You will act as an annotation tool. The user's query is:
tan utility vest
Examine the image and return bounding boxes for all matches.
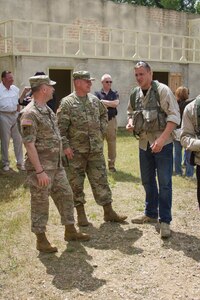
[130,80,166,135]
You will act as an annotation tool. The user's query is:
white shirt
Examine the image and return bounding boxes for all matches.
[0,82,19,112]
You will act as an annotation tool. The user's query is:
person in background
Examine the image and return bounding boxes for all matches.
[0,70,25,171]
[18,75,90,253]
[181,96,200,209]
[126,61,180,238]
[57,70,127,227]
[95,74,119,172]
[18,72,57,113]
[173,86,194,177]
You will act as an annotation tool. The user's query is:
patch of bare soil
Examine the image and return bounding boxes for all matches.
[1,178,200,300]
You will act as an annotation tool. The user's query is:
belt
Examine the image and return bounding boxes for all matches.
[0,111,17,114]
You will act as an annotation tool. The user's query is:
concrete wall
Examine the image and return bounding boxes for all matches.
[0,0,195,36]
[0,55,190,126]
[0,0,200,125]
[188,64,200,99]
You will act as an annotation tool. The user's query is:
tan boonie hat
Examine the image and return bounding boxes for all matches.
[73,70,95,81]
[29,75,56,88]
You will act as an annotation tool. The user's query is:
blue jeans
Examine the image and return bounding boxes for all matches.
[174,141,194,177]
[184,150,194,177]
[139,142,173,224]
[174,140,183,175]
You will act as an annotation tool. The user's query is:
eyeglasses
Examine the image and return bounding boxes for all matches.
[105,81,112,83]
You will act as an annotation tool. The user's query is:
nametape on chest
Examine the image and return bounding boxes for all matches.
[21,119,33,126]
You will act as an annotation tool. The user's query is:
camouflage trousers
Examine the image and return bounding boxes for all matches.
[66,151,112,207]
[27,168,74,233]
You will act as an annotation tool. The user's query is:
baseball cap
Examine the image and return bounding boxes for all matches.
[73,70,95,81]
[29,75,56,88]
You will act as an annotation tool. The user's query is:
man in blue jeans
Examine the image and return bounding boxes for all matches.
[126,61,180,238]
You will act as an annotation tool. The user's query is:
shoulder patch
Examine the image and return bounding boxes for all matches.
[21,119,33,126]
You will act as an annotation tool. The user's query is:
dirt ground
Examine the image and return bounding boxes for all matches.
[1,174,200,300]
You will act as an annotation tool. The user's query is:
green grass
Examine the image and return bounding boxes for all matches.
[0,128,197,275]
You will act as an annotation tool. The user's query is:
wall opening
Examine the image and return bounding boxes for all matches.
[168,73,182,94]
[153,72,183,94]
[49,69,72,110]
[153,72,169,85]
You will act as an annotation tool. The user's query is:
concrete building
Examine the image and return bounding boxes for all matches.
[0,0,200,125]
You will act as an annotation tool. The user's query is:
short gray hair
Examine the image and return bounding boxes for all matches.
[101,73,112,82]
[134,61,152,72]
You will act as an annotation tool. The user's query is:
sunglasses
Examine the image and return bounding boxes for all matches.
[105,81,112,83]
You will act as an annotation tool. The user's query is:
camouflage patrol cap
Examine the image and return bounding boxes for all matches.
[73,70,95,81]
[29,75,56,88]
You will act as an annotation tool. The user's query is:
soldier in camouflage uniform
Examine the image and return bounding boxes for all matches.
[18,75,90,253]
[57,71,127,226]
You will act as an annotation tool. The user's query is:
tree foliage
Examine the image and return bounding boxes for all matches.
[110,0,199,13]
[195,1,200,13]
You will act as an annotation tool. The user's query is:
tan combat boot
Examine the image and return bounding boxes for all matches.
[36,233,58,253]
[76,204,91,226]
[65,224,90,241]
[103,203,127,223]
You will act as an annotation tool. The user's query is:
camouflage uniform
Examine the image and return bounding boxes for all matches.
[18,101,74,233]
[57,92,113,206]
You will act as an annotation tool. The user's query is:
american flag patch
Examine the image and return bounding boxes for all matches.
[21,119,33,126]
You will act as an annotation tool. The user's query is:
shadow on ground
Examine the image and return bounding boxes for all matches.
[85,222,143,254]
[108,170,140,183]
[38,223,143,292]
[162,230,200,262]
[39,243,106,291]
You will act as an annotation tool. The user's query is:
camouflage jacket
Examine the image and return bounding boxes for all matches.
[18,101,63,170]
[57,92,108,153]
